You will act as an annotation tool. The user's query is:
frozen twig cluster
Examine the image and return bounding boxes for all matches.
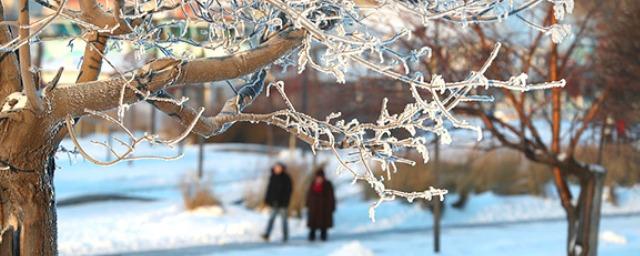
[254,0,566,217]
[3,0,569,219]
[64,108,196,166]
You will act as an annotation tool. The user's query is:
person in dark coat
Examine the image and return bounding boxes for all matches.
[262,162,293,242]
[306,168,336,241]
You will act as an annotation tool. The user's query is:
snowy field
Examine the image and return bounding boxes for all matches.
[54,137,640,255]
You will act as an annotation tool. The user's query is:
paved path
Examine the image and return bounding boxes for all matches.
[104,211,640,256]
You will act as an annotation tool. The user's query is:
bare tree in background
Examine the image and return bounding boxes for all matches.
[401,2,623,255]
[0,0,568,254]
[597,0,640,130]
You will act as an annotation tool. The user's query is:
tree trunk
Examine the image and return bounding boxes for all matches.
[562,164,605,256]
[0,157,57,256]
[0,108,59,255]
[546,8,605,255]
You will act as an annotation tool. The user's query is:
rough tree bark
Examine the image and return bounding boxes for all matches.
[0,112,59,255]
[0,1,305,253]
[1,2,57,254]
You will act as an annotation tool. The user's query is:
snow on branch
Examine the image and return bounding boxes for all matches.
[63,108,193,166]
[1,0,572,219]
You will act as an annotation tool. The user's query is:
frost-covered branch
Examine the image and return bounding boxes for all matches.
[47,28,305,119]
[18,0,43,111]
[0,0,572,218]
[64,110,187,166]
[148,42,555,218]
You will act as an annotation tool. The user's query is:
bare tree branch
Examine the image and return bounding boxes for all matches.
[567,87,610,156]
[0,2,21,99]
[149,69,267,136]
[1,0,574,230]
[47,28,305,119]
[18,0,43,111]
[64,111,185,166]
[458,105,559,167]
[32,0,153,36]
[76,32,108,83]
[77,0,137,35]
[558,2,600,75]
[502,89,549,151]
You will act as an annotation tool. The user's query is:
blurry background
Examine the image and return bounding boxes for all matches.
[4,0,639,255]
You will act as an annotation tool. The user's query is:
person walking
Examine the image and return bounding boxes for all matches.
[306,168,336,242]
[262,162,293,242]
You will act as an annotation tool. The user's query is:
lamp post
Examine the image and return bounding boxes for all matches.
[433,136,441,253]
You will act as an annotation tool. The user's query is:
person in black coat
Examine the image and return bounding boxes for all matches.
[306,168,336,241]
[262,162,293,242]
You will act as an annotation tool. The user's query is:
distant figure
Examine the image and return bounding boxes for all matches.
[615,118,627,142]
[306,168,336,242]
[262,162,293,242]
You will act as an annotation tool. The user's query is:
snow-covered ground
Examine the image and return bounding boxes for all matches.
[194,215,640,256]
[54,137,640,255]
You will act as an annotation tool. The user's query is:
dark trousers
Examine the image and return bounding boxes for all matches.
[309,228,327,241]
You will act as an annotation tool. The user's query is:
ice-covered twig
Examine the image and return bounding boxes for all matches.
[17,0,569,219]
[64,110,186,167]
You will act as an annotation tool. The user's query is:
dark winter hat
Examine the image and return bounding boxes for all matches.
[315,168,325,177]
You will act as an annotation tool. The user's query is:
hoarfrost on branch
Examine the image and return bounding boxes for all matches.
[1,0,570,219]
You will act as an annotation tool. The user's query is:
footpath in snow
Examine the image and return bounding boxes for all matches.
[54,139,640,255]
